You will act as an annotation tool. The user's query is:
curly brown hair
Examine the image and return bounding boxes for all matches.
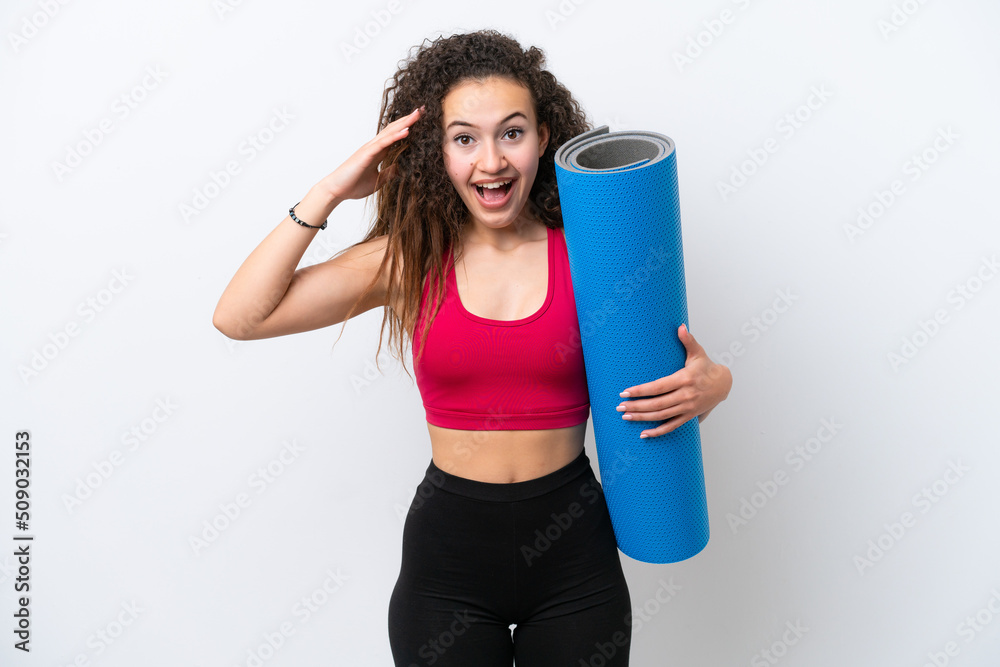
[329,28,591,381]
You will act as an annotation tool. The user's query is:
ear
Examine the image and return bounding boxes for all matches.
[538,121,550,154]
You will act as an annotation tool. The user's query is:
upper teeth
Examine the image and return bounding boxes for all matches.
[478,179,511,189]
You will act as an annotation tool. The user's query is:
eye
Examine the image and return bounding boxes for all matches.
[453,127,524,146]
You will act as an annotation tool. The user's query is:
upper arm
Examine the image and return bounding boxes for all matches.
[235,234,397,340]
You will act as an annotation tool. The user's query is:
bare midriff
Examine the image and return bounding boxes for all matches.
[399,226,586,484]
[427,421,587,483]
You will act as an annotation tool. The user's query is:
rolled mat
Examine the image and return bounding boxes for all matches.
[554,126,709,564]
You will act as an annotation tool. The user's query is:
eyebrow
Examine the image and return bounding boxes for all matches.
[445,111,528,131]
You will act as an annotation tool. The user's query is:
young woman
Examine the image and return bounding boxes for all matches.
[213,29,731,667]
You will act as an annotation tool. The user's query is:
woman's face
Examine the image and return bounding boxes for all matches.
[440,76,549,231]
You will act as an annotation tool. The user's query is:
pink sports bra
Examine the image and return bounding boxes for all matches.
[412,226,590,430]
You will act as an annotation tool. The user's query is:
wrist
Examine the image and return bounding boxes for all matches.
[311,182,344,208]
[712,363,732,400]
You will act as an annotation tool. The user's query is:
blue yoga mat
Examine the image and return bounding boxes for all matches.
[554,126,709,564]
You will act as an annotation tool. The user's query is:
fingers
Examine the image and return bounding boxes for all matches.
[355,106,424,194]
[380,106,424,138]
[366,106,424,158]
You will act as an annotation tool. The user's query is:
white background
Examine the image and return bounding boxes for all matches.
[2,0,999,665]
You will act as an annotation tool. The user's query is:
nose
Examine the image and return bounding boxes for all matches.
[477,138,507,174]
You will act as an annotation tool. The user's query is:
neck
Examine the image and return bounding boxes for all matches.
[461,216,546,252]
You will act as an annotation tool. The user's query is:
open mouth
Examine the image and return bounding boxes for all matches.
[474,178,516,206]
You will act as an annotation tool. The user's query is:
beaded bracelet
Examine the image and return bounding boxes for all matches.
[289,201,327,230]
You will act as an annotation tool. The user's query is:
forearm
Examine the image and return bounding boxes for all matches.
[213,185,342,339]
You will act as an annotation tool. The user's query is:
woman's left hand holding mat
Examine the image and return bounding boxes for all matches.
[615,324,733,438]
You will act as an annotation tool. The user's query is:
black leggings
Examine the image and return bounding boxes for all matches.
[388,448,632,666]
